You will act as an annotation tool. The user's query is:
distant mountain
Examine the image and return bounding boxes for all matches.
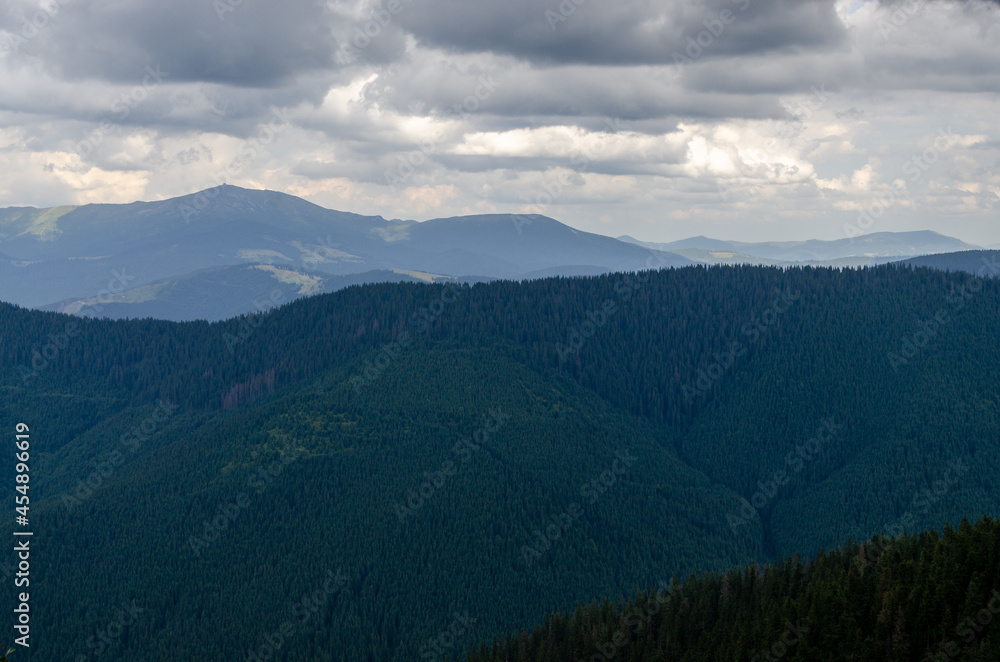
[4,185,982,324]
[515,265,612,279]
[38,266,467,322]
[896,250,1000,277]
[0,188,397,309]
[620,231,978,264]
[0,185,688,320]
[659,247,791,267]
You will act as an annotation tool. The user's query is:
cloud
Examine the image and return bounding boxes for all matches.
[2,0,341,86]
[0,0,998,245]
[394,0,847,65]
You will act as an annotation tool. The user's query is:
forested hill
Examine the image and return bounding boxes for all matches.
[467,516,1000,662]
[1,263,999,660]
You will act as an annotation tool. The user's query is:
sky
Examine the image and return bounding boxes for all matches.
[0,0,997,244]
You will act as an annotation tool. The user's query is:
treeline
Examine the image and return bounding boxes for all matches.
[468,516,1000,662]
[4,263,996,425]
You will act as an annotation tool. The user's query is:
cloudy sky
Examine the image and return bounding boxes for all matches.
[1,0,997,244]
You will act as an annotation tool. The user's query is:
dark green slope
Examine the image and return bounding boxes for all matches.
[897,249,1000,277]
[664,268,1000,558]
[468,516,1000,662]
[28,347,756,661]
[1,264,999,660]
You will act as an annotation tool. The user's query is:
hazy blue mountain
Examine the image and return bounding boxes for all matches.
[0,186,687,319]
[661,247,792,267]
[515,265,612,279]
[36,266,466,322]
[621,231,978,263]
[0,187,396,308]
[896,249,1000,277]
[401,214,676,276]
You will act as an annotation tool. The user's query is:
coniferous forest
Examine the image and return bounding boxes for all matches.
[469,516,1000,662]
[1,263,999,660]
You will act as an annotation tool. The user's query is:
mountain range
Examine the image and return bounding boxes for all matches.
[0,185,993,321]
[620,231,980,266]
[3,263,999,660]
[0,185,686,321]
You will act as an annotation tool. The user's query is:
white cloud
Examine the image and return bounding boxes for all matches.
[0,0,998,244]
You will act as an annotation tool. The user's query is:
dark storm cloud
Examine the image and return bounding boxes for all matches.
[361,62,786,122]
[394,0,847,65]
[1,0,997,248]
[4,0,340,86]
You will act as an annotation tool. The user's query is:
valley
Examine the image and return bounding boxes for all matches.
[2,263,998,660]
